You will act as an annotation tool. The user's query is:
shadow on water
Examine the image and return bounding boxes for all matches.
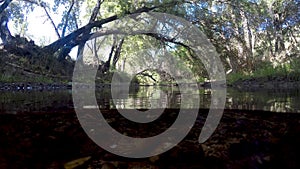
[0,90,73,114]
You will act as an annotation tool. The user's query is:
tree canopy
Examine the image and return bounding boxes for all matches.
[0,0,299,82]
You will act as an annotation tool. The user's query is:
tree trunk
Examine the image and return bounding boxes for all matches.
[61,0,75,38]
[0,0,12,14]
[241,10,254,70]
[274,12,285,54]
[76,0,103,63]
[112,38,124,69]
[104,37,117,72]
[0,11,13,45]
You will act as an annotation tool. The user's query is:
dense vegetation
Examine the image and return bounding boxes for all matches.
[0,0,299,84]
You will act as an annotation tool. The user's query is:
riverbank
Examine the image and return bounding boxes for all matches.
[0,82,71,91]
[0,109,299,169]
[227,63,300,90]
[2,49,300,92]
[230,75,300,90]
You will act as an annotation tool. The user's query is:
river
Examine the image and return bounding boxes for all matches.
[1,85,300,113]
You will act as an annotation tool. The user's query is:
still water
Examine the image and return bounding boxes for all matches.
[1,85,300,113]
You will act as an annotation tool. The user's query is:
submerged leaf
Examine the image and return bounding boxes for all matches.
[64,156,91,169]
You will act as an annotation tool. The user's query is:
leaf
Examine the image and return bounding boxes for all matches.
[64,156,91,169]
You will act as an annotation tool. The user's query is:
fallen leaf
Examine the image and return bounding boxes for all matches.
[64,156,91,169]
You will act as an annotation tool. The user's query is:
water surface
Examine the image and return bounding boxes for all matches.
[1,85,300,113]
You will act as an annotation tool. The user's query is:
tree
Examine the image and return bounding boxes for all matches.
[0,0,299,79]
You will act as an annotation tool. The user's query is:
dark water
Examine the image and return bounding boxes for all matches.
[1,85,300,113]
[1,86,300,168]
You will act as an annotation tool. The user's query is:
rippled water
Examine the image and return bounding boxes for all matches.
[1,85,300,113]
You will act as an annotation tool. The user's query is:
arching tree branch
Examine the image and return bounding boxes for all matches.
[0,0,12,14]
[44,5,157,59]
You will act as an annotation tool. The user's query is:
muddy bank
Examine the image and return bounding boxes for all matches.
[0,82,139,91]
[0,109,299,169]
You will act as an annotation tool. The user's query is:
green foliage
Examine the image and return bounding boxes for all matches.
[136,70,160,85]
[0,74,55,83]
[227,57,300,84]
[253,63,287,78]
[100,0,141,17]
[227,72,249,84]
[1,0,299,84]
[0,74,18,83]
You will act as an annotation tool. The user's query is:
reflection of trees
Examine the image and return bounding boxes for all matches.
[226,88,300,112]
[96,86,300,111]
[125,85,182,109]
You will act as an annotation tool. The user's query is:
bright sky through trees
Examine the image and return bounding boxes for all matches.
[1,0,299,72]
[7,7,59,45]
[6,1,86,59]
[8,7,78,59]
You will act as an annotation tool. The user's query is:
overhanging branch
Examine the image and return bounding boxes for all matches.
[43,6,158,54]
[0,0,12,14]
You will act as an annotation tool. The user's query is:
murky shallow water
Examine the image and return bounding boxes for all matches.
[1,85,300,113]
[0,109,299,168]
[1,86,300,168]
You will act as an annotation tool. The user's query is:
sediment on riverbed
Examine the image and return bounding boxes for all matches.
[0,109,299,169]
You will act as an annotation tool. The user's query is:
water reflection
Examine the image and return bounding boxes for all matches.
[1,86,300,113]
[96,85,201,109]
[0,90,73,114]
[226,88,300,113]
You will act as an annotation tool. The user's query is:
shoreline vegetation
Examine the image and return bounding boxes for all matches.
[0,51,300,91]
[2,38,300,92]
